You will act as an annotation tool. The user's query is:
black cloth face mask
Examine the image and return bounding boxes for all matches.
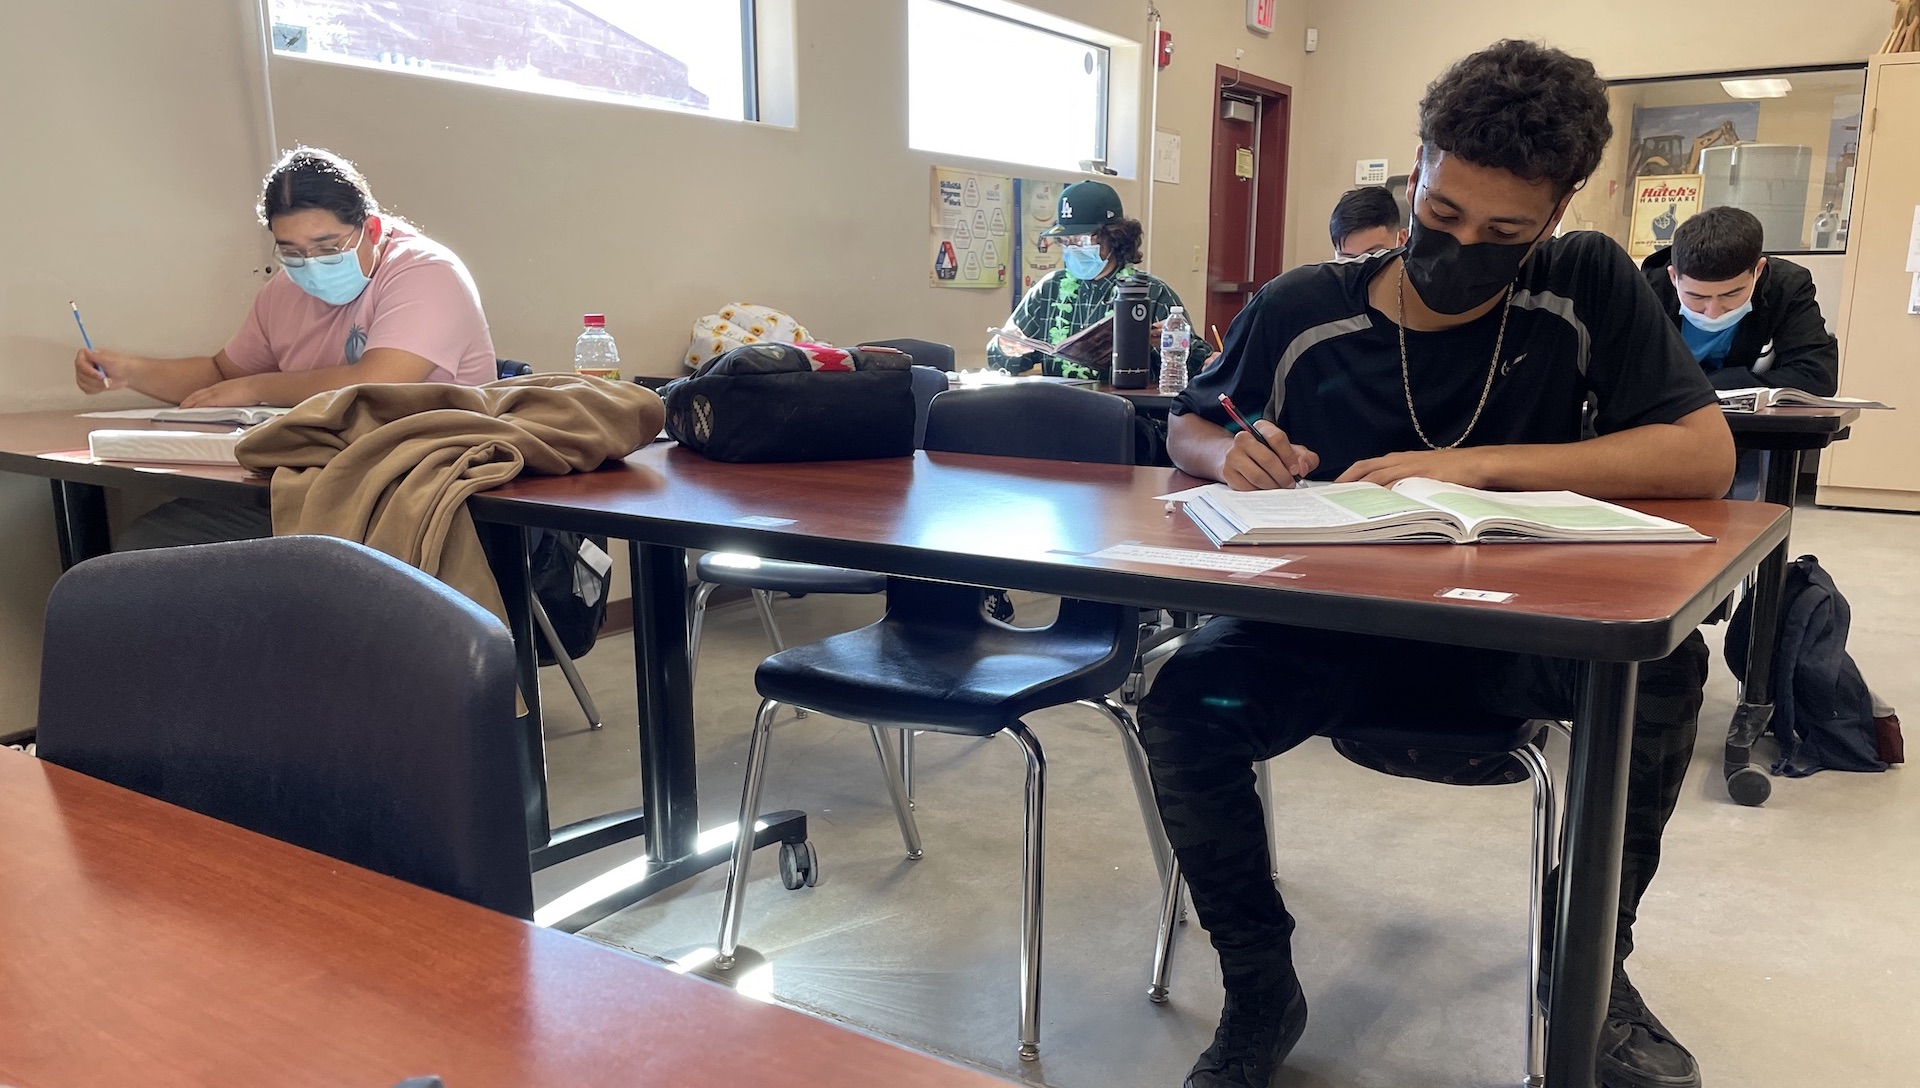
[1401,215,1549,315]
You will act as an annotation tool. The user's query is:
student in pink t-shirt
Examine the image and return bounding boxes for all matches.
[74,147,495,407]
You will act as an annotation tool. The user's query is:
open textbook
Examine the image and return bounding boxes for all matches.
[1179,478,1708,545]
[1716,387,1891,412]
[990,315,1114,370]
[81,406,292,427]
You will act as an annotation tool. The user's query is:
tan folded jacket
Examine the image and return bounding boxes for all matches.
[235,374,665,620]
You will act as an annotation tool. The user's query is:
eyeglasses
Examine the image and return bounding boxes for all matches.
[276,225,364,267]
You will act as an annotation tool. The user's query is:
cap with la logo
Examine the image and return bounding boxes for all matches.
[1041,180,1123,237]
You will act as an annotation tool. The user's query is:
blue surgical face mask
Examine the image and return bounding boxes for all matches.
[1062,243,1107,280]
[282,227,373,305]
[1679,297,1752,333]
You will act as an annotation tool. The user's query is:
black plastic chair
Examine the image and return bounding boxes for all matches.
[714,382,1164,1062]
[860,337,955,372]
[687,364,952,683]
[1147,718,1566,1086]
[35,536,534,918]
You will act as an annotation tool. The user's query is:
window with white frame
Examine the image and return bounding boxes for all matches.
[907,0,1110,172]
[267,0,757,120]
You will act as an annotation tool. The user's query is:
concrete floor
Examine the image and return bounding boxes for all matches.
[533,503,1918,1088]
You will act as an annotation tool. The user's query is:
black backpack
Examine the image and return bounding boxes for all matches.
[529,529,612,666]
[1725,555,1885,776]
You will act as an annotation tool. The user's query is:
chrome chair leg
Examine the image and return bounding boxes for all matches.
[901,728,916,808]
[1254,759,1279,883]
[1081,696,1172,884]
[687,581,719,688]
[869,725,924,860]
[751,591,805,718]
[1517,740,1556,1088]
[532,597,602,729]
[1007,721,1047,1062]
[1148,854,1183,1003]
[752,589,787,650]
[716,699,782,968]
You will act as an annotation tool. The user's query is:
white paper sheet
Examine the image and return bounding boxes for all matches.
[1083,543,1292,574]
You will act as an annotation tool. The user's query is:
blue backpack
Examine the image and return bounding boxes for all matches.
[1725,555,1885,776]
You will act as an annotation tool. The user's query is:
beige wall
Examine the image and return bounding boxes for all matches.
[269,0,1308,376]
[1292,0,1889,263]
[0,0,273,725]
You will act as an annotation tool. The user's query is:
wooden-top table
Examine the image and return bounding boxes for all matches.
[0,748,1008,1088]
[0,412,1792,1087]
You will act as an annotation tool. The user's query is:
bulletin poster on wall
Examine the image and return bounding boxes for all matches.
[1628,174,1704,260]
[929,167,1012,289]
[1013,177,1063,309]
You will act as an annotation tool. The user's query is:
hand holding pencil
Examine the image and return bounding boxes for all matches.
[1217,393,1317,491]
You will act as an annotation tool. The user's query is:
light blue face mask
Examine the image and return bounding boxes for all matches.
[1062,243,1107,280]
[1678,297,1752,333]
[282,226,372,305]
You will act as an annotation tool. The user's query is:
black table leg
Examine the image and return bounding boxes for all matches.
[633,542,700,862]
[479,521,551,851]
[49,480,111,569]
[1546,659,1637,1088]
[536,541,805,933]
[1724,450,1802,807]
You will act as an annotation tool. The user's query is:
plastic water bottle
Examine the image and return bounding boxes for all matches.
[574,313,621,381]
[1158,306,1192,395]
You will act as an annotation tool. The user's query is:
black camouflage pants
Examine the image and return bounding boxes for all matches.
[1137,618,1709,995]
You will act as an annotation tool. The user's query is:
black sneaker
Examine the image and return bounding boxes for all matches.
[1183,980,1309,1088]
[1597,967,1700,1088]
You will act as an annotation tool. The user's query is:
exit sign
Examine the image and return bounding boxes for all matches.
[1247,0,1276,35]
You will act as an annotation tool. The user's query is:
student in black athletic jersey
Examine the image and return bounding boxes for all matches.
[1145,40,1733,1088]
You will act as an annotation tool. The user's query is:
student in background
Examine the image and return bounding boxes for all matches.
[1148,41,1729,1088]
[84,147,495,549]
[74,146,494,409]
[1641,205,1839,395]
[1328,185,1408,258]
[987,180,1210,381]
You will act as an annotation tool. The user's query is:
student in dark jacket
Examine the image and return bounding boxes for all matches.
[1641,206,1839,395]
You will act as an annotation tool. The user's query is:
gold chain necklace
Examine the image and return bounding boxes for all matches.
[1396,264,1511,450]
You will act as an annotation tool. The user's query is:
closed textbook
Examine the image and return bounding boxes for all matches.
[87,428,244,465]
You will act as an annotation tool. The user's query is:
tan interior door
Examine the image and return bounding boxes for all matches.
[1823,58,1920,498]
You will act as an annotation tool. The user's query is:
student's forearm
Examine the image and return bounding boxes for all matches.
[1471,419,1734,498]
[125,357,226,404]
[1168,411,1238,480]
[1336,405,1735,498]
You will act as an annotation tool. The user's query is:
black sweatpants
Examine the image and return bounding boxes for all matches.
[1137,618,1709,995]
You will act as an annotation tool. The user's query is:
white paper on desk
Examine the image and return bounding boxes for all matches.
[1155,481,1328,502]
[1907,206,1920,273]
[1084,542,1293,574]
[80,408,173,419]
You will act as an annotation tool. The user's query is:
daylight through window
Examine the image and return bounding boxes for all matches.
[907,0,1110,173]
[268,0,756,121]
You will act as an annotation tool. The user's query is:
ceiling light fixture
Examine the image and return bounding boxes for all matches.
[1721,78,1793,99]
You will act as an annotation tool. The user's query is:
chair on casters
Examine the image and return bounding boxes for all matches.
[714,382,1172,1061]
[687,364,952,687]
[495,358,604,731]
[35,536,534,918]
[1147,719,1565,1088]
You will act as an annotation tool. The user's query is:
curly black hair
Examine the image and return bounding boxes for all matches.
[1417,40,1612,195]
[1095,217,1145,267]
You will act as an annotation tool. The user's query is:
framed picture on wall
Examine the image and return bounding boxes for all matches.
[1628,174,1704,259]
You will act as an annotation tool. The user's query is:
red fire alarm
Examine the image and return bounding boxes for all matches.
[1156,30,1174,70]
